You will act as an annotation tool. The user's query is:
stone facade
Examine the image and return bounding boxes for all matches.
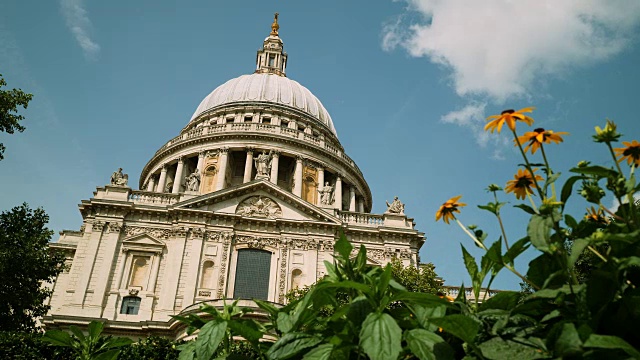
[44,15,425,339]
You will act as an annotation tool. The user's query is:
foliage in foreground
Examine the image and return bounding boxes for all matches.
[0,203,66,332]
[42,321,133,360]
[174,110,640,359]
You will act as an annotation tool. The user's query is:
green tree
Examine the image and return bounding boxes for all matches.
[0,203,66,331]
[0,73,33,160]
[43,321,133,360]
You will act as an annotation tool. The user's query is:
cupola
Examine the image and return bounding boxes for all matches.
[255,13,287,76]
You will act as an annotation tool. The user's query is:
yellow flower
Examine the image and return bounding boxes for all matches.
[435,195,466,224]
[585,206,608,224]
[505,168,543,200]
[516,128,569,154]
[485,107,535,133]
[593,119,621,143]
[614,140,640,166]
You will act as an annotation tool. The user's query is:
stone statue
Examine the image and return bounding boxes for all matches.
[386,196,405,214]
[236,195,282,219]
[254,151,272,179]
[185,169,201,192]
[110,168,129,186]
[320,182,334,205]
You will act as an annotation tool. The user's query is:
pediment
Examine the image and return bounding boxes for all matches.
[173,179,341,224]
[121,233,165,252]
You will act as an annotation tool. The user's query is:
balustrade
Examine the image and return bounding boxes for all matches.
[338,211,384,227]
[128,191,180,205]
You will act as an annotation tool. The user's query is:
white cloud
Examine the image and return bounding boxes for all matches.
[383,0,640,102]
[60,0,100,58]
[440,102,490,146]
[609,193,640,213]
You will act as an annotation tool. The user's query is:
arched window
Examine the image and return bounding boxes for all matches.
[291,269,303,290]
[120,296,141,315]
[200,261,215,289]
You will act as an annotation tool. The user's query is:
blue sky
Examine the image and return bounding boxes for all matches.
[1,0,639,290]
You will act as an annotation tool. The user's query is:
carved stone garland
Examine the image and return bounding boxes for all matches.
[123,225,171,239]
[278,243,289,303]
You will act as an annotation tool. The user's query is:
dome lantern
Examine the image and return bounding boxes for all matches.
[255,13,287,77]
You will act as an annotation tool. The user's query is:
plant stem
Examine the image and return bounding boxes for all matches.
[455,219,487,250]
[606,142,638,227]
[540,145,557,199]
[492,192,510,251]
[587,245,608,263]
[599,202,624,221]
[527,193,539,213]
[512,128,545,199]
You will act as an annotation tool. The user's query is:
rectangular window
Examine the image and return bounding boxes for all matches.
[120,296,141,315]
[268,55,275,67]
[226,117,235,123]
[262,117,271,124]
[244,116,253,123]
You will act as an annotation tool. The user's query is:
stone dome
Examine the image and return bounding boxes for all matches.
[190,73,337,136]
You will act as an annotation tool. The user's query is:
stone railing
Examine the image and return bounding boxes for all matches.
[153,123,365,179]
[443,285,501,302]
[128,190,180,205]
[338,211,384,227]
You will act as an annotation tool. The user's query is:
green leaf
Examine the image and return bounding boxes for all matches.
[93,349,121,360]
[267,333,323,360]
[478,291,520,311]
[461,244,478,281]
[429,315,480,344]
[514,204,537,215]
[228,320,263,343]
[334,233,353,260]
[584,334,640,359]
[42,330,73,347]
[391,292,451,307]
[277,312,294,333]
[323,261,338,280]
[103,337,133,349]
[359,312,402,360]
[478,337,547,359]
[553,323,583,357]
[407,303,446,331]
[568,238,590,268]
[564,214,578,229]
[405,329,454,360]
[302,344,334,360]
[355,245,367,270]
[68,325,86,342]
[503,237,530,265]
[195,320,227,360]
[544,172,561,192]
[254,298,280,317]
[561,176,584,207]
[570,165,618,179]
[87,320,104,340]
[177,341,196,360]
[527,215,553,253]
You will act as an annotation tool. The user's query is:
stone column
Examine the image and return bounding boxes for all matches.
[335,175,343,210]
[147,251,162,293]
[157,165,168,193]
[316,167,325,206]
[215,148,229,191]
[155,228,188,320]
[358,198,365,213]
[70,221,105,306]
[172,158,185,194]
[270,151,280,184]
[243,147,254,183]
[293,156,303,197]
[147,175,156,192]
[90,223,122,310]
[349,186,356,212]
[196,151,205,172]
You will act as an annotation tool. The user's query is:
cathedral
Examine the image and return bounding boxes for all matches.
[44,14,426,338]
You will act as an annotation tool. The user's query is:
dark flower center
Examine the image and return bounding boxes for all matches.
[501,109,515,115]
[534,128,545,133]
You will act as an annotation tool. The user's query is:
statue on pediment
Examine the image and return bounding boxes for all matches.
[254,151,272,179]
[320,182,334,205]
[185,169,201,192]
[385,196,405,214]
[110,168,128,186]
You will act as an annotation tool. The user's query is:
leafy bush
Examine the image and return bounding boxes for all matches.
[0,331,73,360]
[118,336,181,360]
[175,108,640,359]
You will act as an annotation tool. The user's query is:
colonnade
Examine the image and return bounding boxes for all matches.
[145,148,365,212]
